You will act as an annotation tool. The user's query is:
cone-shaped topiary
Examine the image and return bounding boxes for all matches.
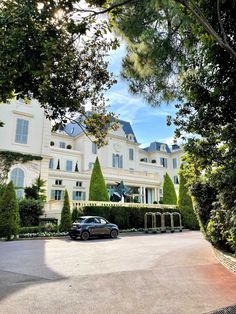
[0,181,20,240]
[178,165,199,229]
[71,207,79,222]
[59,189,72,232]
[89,157,109,201]
[162,173,177,205]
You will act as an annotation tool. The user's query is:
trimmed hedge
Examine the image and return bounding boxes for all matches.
[20,225,58,234]
[83,206,179,230]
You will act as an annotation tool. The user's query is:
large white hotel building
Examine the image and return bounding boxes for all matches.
[0,99,183,219]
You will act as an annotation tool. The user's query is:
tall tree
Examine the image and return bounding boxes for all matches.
[89,157,109,201]
[162,173,177,205]
[59,189,72,232]
[0,181,20,240]
[178,165,198,229]
[0,0,118,146]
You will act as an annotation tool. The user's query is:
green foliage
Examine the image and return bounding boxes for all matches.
[178,165,199,229]
[71,207,83,222]
[0,0,119,146]
[83,205,179,230]
[89,157,109,201]
[25,176,47,202]
[20,224,58,234]
[18,199,44,227]
[59,190,72,232]
[162,173,177,205]
[0,151,42,183]
[0,181,20,239]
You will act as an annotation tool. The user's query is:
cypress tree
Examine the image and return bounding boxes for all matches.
[178,165,199,229]
[89,157,109,201]
[71,207,79,222]
[0,181,20,240]
[162,173,177,205]
[59,189,72,232]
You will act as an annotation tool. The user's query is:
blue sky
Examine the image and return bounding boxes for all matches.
[106,44,178,148]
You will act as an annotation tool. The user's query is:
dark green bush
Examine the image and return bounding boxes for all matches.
[178,165,199,230]
[19,199,44,226]
[83,206,179,230]
[0,181,20,239]
[59,189,72,232]
[191,182,217,232]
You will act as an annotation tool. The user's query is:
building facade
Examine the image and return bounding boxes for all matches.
[0,99,183,219]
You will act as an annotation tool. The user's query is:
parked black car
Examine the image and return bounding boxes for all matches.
[69,216,119,240]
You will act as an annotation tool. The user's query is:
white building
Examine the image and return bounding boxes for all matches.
[0,99,183,219]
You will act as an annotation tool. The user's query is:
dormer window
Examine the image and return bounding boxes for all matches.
[160,144,166,152]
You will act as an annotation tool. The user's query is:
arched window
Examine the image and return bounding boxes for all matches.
[10,168,25,198]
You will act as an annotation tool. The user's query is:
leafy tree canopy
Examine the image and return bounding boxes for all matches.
[0,0,119,146]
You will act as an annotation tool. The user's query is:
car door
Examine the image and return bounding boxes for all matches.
[85,218,96,235]
[94,217,110,235]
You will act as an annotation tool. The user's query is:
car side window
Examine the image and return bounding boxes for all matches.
[100,218,107,224]
[86,218,95,223]
[94,218,101,223]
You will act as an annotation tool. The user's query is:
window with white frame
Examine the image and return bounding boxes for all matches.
[92,142,97,154]
[51,190,63,200]
[174,176,179,184]
[59,142,66,148]
[129,148,134,160]
[10,168,25,198]
[55,179,62,185]
[15,118,29,144]
[49,158,54,169]
[76,181,82,187]
[112,154,123,168]
[66,160,73,172]
[72,191,86,200]
[160,157,168,168]
[173,158,177,169]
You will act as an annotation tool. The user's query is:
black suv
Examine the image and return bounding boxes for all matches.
[69,216,119,240]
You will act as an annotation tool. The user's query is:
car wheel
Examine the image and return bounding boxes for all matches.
[70,235,78,240]
[110,229,118,239]
[81,231,90,241]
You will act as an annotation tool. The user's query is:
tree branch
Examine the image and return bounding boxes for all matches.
[217,0,228,43]
[176,0,236,60]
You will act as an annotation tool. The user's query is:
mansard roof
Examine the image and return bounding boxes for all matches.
[63,116,137,142]
[143,141,171,153]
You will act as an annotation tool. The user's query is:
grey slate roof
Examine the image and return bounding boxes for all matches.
[63,117,137,143]
[143,142,171,153]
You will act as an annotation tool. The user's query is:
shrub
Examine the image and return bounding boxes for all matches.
[83,205,179,230]
[162,173,177,205]
[50,141,54,146]
[191,182,217,233]
[71,207,82,222]
[89,157,109,201]
[0,181,20,240]
[59,189,72,232]
[19,199,44,226]
[178,166,199,229]
[66,144,72,149]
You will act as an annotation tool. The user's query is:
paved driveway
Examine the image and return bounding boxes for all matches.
[0,231,235,314]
